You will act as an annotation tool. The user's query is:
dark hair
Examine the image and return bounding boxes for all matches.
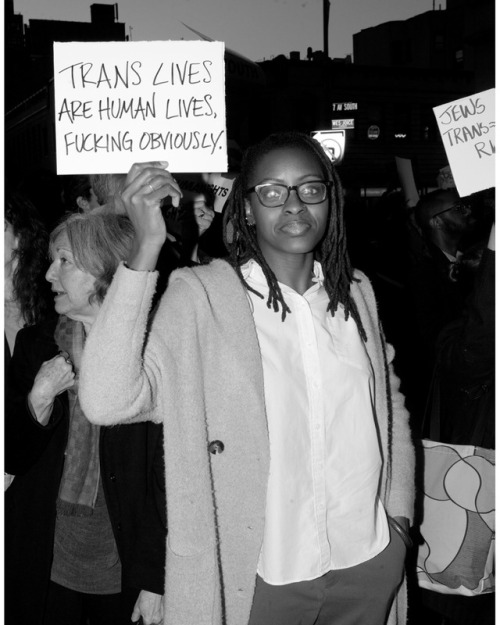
[49,212,135,305]
[5,191,53,325]
[222,131,366,339]
[61,175,95,212]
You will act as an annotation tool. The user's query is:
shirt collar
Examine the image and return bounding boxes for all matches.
[241,259,325,290]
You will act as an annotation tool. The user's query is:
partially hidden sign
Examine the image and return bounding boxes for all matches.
[53,40,227,174]
[433,89,495,197]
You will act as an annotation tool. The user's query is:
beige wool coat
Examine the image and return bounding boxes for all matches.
[80,259,415,625]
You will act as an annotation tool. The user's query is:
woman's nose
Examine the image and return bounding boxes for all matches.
[284,189,305,213]
[45,261,56,282]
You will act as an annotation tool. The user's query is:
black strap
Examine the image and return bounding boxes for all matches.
[421,362,442,441]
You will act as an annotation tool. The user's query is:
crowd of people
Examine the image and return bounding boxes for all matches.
[4,128,494,625]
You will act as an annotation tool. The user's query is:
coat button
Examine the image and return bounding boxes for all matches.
[109,473,116,481]
[208,440,225,454]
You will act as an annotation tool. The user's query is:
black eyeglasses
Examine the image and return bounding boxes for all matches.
[246,180,332,208]
[433,201,471,218]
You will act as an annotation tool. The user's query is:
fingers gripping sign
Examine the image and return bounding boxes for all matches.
[193,196,215,237]
[28,353,76,425]
[119,161,183,271]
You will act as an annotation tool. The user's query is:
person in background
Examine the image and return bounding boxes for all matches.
[413,220,495,625]
[4,191,55,490]
[410,189,475,347]
[61,175,102,213]
[403,189,478,425]
[80,131,415,625]
[5,212,166,625]
[90,173,127,211]
[4,191,54,361]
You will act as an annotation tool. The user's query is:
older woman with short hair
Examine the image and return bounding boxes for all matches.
[5,212,166,625]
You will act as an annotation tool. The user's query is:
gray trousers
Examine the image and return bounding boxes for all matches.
[247,524,406,625]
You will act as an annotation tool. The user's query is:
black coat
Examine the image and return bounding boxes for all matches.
[431,249,495,448]
[5,317,166,624]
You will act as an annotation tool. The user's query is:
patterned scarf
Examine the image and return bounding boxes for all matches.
[55,315,100,516]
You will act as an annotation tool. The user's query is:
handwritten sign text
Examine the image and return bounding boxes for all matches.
[54,41,227,174]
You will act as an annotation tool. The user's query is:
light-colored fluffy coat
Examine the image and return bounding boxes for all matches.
[80,260,415,625]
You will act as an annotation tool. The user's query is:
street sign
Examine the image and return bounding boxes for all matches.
[331,118,355,130]
[311,129,346,164]
[332,102,358,112]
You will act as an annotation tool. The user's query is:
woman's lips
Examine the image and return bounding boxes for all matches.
[280,220,312,235]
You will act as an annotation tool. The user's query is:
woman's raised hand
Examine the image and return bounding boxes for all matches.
[118,162,183,271]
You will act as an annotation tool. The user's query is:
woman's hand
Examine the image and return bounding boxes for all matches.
[28,352,75,425]
[117,161,183,271]
[131,590,163,625]
[193,195,215,238]
[189,195,216,263]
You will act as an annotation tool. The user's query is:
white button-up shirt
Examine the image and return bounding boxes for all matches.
[242,260,389,585]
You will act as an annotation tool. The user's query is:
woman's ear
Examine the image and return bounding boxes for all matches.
[244,200,256,226]
[76,196,90,212]
[430,215,443,230]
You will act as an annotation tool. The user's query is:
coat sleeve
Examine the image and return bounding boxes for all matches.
[383,338,415,524]
[5,327,67,475]
[79,263,162,425]
[352,271,415,525]
[80,262,204,427]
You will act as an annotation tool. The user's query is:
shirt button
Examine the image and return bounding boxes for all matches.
[109,473,116,481]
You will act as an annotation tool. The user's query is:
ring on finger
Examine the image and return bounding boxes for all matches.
[148,183,156,193]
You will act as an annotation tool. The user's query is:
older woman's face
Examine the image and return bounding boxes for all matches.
[45,232,101,326]
[4,221,18,270]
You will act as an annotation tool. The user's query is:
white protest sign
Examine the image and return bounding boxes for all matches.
[53,40,227,174]
[173,171,235,213]
[203,172,236,213]
[433,89,495,197]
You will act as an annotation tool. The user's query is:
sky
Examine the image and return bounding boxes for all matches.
[12,0,445,62]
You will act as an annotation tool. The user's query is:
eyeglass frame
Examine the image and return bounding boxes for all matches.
[432,200,472,218]
[246,180,333,208]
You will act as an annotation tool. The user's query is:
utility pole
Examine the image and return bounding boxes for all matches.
[323,0,330,57]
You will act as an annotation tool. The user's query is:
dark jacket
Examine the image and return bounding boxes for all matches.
[430,248,495,448]
[5,317,166,624]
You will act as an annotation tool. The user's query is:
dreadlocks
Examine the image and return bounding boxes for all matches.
[222,131,367,341]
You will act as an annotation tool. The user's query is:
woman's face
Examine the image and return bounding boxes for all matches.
[245,146,330,265]
[45,232,101,326]
[4,220,18,272]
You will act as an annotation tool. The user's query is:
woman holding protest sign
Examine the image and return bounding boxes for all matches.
[80,131,415,625]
